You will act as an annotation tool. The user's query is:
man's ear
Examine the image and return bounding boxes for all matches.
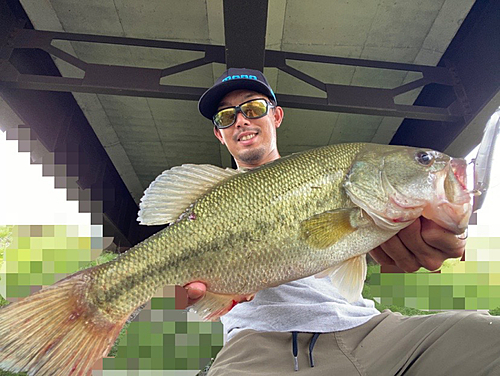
[213,127,225,144]
[273,106,284,129]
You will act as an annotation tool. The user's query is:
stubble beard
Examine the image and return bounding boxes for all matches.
[238,146,266,165]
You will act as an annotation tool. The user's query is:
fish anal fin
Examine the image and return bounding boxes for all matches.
[315,254,367,303]
[0,273,133,376]
[190,291,254,321]
[301,208,359,249]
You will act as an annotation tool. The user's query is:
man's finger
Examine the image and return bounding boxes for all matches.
[397,219,446,271]
[419,218,466,256]
[369,246,396,266]
[379,233,421,272]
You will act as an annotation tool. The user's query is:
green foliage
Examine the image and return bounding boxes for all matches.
[489,306,500,316]
[0,226,12,244]
[0,226,12,309]
[0,225,12,264]
[364,263,437,316]
[78,249,119,271]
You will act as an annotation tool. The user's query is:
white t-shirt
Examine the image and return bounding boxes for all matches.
[221,276,380,342]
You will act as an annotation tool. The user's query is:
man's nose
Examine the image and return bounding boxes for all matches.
[234,111,249,128]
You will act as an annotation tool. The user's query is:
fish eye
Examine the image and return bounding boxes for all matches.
[415,151,434,166]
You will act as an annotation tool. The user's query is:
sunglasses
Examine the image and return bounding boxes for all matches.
[213,98,275,129]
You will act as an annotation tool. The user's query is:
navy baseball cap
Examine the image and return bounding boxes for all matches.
[198,68,277,120]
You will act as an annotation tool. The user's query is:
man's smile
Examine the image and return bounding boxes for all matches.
[237,131,258,143]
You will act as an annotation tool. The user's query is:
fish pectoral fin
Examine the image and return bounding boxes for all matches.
[300,208,360,249]
[190,291,254,321]
[138,164,241,225]
[315,254,367,303]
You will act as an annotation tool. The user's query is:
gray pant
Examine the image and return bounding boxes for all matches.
[207,310,500,375]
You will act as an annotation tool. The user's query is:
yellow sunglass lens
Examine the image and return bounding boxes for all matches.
[214,109,236,127]
[241,101,267,117]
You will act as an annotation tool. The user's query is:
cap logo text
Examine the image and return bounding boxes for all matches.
[222,75,258,82]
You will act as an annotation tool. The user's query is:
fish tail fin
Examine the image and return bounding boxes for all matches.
[0,271,132,376]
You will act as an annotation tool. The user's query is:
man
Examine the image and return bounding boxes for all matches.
[183,68,499,375]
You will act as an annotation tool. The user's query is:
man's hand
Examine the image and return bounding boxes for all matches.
[369,217,467,272]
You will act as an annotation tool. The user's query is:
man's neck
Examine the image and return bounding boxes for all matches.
[235,151,281,170]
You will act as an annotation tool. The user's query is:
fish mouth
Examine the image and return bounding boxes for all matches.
[422,158,472,234]
[450,158,467,190]
[445,158,470,204]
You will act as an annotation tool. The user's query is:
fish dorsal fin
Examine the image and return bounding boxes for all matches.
[138,164,240,225]
[300,208,360,249]
[315,254,367,303]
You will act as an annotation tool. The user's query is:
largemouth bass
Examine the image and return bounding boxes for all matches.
[0,143,471,375]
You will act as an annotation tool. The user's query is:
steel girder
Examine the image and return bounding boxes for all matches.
[0,28,465,123]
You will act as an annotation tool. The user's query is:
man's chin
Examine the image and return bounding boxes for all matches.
[238,147,266,165]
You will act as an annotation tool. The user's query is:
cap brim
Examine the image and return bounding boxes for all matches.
[198,80,276,120]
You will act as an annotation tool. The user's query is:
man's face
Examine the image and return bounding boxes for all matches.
[213,89,283,169]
